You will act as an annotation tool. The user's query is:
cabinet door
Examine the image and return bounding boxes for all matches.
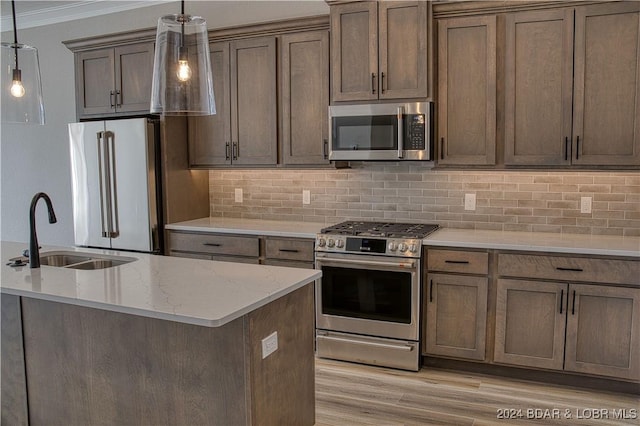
[437,16,496,165]
[114,43,154,114]
[424,274,488,360]
[494,279,567,370]
[75,48,115,117]
[572,2,640,166]
[188,42,232,166]
[378,1,429,100]
[280,31,330,165]
[330,2,378,102]
[230,37,277,166]
[504,9,574,166]
[565,284,640,381]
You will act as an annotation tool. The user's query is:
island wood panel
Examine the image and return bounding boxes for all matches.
[0,294,28,426]
[19,284,315,425]
[565,284,640,381]
[246,284,315,426]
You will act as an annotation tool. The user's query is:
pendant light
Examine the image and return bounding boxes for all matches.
[1,0,45,125]
[150,0,216,115]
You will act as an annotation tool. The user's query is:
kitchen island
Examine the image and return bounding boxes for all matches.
[1,241,321,425]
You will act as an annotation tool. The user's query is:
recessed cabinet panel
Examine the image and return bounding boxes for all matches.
[77,49,115,115]
[425,274,488,360]
[573,2,640,165]
[494,279,567,371]
[437,16,496,165]
[504,9,574,165]
[115,44,154,113]
[231,37,277,166]
[188,42,232,166]
[281,31,329,165]
[565,284,640,380]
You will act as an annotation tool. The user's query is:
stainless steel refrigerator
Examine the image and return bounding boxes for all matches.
[69,117,163,253]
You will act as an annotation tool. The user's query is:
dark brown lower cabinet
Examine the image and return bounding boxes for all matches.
[494,278,640,381]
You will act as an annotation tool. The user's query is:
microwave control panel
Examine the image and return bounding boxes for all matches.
[405,114,426,150]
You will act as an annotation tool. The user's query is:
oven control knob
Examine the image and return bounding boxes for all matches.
[409,243,419,253]
[398,243,408,252]
[317,238,326,247]
[336,239,344,248]
[388,242,398,251]
[327,238,335,248]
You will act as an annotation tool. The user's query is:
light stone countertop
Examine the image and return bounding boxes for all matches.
[1,241,321,327]
[424,228,640,258]
[167,217,639,258]
[165,217,327,239]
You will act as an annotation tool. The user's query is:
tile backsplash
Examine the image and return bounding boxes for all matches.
[209,163,640,236]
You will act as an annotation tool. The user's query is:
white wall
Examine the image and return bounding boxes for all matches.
[0,1,328,245]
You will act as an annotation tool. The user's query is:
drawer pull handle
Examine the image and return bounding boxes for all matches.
[445,260,469,264]
[429,279,434,303]
[278,249,299,253]
[571,290,577,315]
[559,289,564,314]
[556,267,583,272]
[203,243,222,247]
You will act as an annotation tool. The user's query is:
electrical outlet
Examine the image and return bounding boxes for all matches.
[464,193,476,211]
[580,196,592,214]
[261,331,278,359]
[302,190,311,205]
[234,188,243,203]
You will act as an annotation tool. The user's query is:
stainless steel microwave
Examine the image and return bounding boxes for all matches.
[328,102,432,161]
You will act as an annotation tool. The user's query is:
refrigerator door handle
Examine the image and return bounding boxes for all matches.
[97,131,111,238]
[104,131,119,238]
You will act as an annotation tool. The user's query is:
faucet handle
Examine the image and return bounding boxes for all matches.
[23,249,29,258]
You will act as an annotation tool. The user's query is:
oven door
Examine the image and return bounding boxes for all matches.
[315,252,420,341]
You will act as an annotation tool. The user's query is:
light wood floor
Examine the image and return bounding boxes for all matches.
[315,358,639,426]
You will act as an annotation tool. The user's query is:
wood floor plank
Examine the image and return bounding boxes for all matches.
[315,358,640,426]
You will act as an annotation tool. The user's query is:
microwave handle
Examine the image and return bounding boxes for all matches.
[397,106,404,159]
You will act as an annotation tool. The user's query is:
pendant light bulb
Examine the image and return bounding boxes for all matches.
[10,69,25,97]
[177,59,192,82]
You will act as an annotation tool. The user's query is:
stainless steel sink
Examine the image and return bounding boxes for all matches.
[39,251,136,270]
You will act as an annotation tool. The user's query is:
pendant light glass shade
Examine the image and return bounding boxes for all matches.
[1,1,45,126]
[150,13,216,115]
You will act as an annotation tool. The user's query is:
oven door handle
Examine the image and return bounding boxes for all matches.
[317,334,414,352]
[316,257,416,270]
[397,106,404,159]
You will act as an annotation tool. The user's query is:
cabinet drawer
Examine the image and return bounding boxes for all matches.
[498,253,640,286]
[168,232,259,257]
[427,249,488,275]
[265,237,314,262]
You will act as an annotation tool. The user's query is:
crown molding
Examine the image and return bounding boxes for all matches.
[1,0,175,31]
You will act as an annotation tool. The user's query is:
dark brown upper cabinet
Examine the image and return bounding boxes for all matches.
[437,15,497,166]
[74,43,154,118]
[504,2,640,167]
[330,1,430,103]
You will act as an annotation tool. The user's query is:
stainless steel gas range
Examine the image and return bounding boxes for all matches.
[314,221,439,371]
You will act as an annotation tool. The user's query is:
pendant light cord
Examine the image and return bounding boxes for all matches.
[11,0,19,69]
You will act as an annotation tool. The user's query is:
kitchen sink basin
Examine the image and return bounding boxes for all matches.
[39,251,136,270]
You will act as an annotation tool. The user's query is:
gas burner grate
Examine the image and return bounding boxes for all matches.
[321,221,439,239]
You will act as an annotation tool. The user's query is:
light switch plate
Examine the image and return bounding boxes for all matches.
[261,331,278,359]
[464,193,476,211]
[580,196,592,214]
[235,188,243,203]
[303,190,311,205]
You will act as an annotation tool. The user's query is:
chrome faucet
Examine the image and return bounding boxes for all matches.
[29,192,57,268]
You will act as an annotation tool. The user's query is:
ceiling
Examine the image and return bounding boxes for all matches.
[1,0,175,30]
